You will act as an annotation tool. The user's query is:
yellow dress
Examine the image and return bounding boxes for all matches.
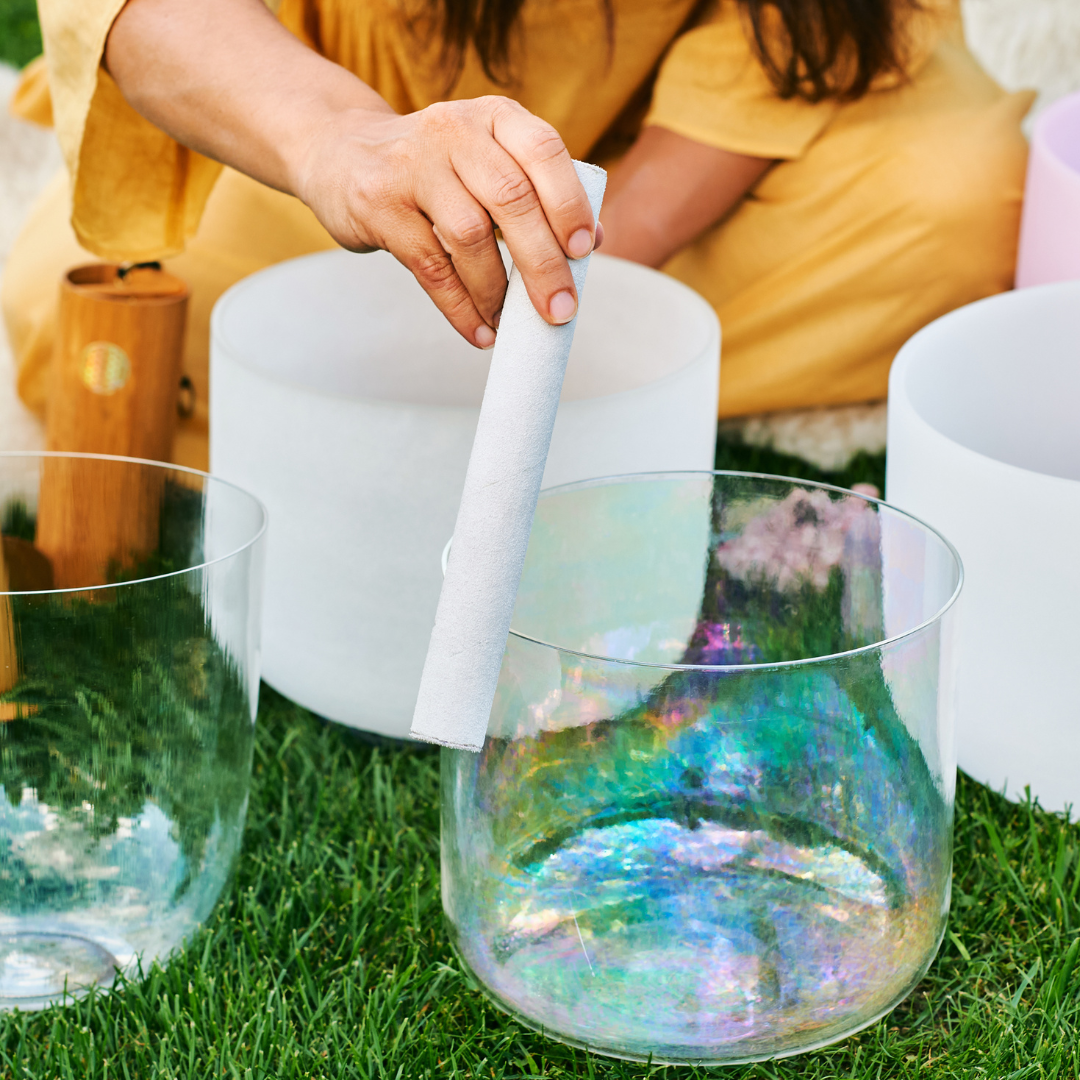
[2,0,1033,470]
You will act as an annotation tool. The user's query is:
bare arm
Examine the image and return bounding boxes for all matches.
[105,0,599,347]
[599,125,773,268]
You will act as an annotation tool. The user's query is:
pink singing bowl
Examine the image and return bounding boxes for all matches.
[1016,92,1080,288]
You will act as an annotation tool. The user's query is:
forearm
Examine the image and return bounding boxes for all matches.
[600,125,774,268]
[104,0,599,342]
[105,0,391,198]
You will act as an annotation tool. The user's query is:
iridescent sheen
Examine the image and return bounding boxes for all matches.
[441,473,961,1064]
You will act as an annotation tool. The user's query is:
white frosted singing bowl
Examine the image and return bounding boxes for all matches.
[210,249,720,738]
[886,282,1080,812]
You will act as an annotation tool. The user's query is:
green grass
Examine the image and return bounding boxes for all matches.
[0,0,41,71]
[0,686,1072,1079]
[714,436,887,496]
[0,6,1066,1058]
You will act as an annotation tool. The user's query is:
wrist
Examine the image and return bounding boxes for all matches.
[287,100,388,202]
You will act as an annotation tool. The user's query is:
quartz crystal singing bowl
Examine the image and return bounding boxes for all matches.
[886,281,1080,813]
[210,248,719,739]
[0,452,266,1009]
[442,472,962,1064]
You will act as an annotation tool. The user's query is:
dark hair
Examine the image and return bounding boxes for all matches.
[742,0,919,102]
[432,0,914,102]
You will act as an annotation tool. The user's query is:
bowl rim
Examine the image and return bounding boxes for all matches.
[505,469,964,672]
[211,248,720,410]
[888,280,1080,486]
[0,450,268,597]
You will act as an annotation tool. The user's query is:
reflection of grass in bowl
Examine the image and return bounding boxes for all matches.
[0,486,253,903]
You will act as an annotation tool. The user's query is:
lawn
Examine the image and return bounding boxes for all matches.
[0,0,39,70]
[1,4,1078,1073]
[0,686,1075,1080]
[0,441,1074,1080]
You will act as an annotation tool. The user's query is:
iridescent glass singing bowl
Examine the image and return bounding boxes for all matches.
[441,472,962,1064]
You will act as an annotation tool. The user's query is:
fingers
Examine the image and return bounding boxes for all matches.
[428,191,507,330]
[489,99,596,257]
[451,99,595,326]
[393,219,499,349]
[311,97,595,339]
[452,148,574,325]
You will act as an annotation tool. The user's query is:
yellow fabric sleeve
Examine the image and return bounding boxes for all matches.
[9,56,53,126]
[35,0,222,261]
[644,1,839,160]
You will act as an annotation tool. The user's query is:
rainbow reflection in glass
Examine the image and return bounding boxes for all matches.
[441,472,962,1064]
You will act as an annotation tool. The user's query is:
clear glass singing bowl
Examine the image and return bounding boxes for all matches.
[0,452,266,1010]
[442,471,963,1064]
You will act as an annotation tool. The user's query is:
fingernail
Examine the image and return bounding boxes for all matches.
[549,290,577,324]
[475,324,496,348]
[567,228,593,259]
[594,221,605,251]
[492,308,502,329]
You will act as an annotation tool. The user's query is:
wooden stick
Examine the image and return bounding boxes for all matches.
[38,264,189,589]
[46,264,188,461]
[1,541,50,718]
[0,540,15,696]
[36,457,164,589]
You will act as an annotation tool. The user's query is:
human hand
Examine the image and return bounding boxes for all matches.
[106,0,597,349]
[293,96,599,348]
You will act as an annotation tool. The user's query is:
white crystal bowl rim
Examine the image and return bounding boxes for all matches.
[0,450,268,597]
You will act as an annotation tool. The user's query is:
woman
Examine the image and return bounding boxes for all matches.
[2,0,1032,469]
